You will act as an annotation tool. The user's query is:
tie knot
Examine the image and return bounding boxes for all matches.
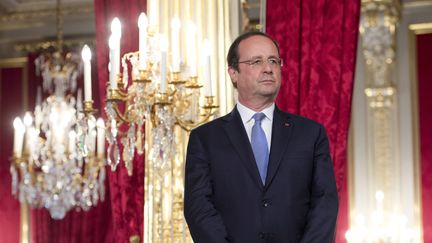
[252,112,266,124]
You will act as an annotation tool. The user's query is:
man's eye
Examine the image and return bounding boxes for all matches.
[268,58,278,65]
[251,59,263,65]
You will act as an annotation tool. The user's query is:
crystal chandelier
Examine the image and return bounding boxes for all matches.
[345,191,421,242]
[10,0,105,220]
[105,14,218,176]
[104,9,218,242]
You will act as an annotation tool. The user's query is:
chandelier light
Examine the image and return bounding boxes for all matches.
[104,8,218,242]
[105,13,218,176]
[345,191,421,242]
[10,0,105,220]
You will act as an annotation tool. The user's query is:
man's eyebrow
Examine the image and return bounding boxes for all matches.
[247,55,279,59]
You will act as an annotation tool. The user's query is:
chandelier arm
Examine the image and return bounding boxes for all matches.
[110,102,131,124]
[174,112,212,132]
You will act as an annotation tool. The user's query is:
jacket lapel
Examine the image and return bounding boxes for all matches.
[223,107,264,189]
[265,107,294,190]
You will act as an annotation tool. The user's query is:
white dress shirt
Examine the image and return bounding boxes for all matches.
[236,102,274,149]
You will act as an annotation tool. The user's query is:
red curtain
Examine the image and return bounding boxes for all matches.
[417,33,432,243]
[0,65,24,243]
[266,0,360,242]
[94,0,146,242]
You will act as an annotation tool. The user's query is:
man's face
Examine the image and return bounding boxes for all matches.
[228,35,282,107]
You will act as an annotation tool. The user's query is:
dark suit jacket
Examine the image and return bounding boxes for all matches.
[184,106,338,243]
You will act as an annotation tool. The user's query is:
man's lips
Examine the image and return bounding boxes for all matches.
[259,79,275,83]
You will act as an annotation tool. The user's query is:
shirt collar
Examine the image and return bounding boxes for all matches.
[237,101,275,124]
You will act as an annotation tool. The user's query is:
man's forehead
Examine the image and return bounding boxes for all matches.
[238,36,278,57]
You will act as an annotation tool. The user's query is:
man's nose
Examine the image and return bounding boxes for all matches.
[262,60,273,73]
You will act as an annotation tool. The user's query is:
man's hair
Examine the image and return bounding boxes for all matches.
[227,31,280,72]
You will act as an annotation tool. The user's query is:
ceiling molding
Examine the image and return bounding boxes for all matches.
[13,35,96,53]
[403,0,432,8]
[0,4,93,23]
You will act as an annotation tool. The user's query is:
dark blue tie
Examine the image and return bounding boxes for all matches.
[251,113,269,184]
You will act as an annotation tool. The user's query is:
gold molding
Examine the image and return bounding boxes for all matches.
[0,57,28,68]
[0,4,93,23]
[403,0,432,9]
[14,36,96,53]
[409,23,432,34]
[0,57,30,243]
[409,22,432,243]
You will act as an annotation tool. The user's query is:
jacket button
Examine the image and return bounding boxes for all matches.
[258,232,266,239]
[262,200,270,207]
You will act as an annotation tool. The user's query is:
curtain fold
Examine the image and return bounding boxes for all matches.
[94,0,146,242]
[0,65,24,243]
[266,0,360,242]
[417,33,432,243]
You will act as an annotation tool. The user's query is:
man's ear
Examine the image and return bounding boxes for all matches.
[228,66,238,85]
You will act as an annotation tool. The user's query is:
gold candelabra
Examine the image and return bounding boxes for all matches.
[104,13,218,243]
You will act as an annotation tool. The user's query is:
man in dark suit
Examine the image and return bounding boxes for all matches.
[184,31,338,243]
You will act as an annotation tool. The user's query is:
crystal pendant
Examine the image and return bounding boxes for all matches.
[10,165,18,196]
[107,141,120,171]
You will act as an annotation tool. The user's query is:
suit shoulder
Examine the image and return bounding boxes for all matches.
[190,112,231,133]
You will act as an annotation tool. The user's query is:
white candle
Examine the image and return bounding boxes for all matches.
[96,118,105,157]
[108,35,115,88]
[171,17,181,72]
[36,86,42,107]
[203,39,212,96]
[187,21,197,77]
[147,0,158,29]
[110,18,122,89]
[76,88,83,111]
[69,130,76,153]
[23,112,32,127]
[81,45,92,101]
[160,35,168,93]
[13,117,25,157]
[138,13,148,70]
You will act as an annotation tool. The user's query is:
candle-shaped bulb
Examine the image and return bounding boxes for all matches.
[138,13,148,70]
[82,45,92,101]
[160,35,168,93]
[138,12,148,28]
[187,21,197,77]
[13,117,25,157]
[13,118,24,132]
[170,17,181,72]
[23,112,32,127]
[203,39,213,96]
[76,88,83,111]
[36,86,42,107]
[81,45,91,61]
[69,130,76,153]
[109,17,121,89]
[111,17,122,38]
[96,118,105,129]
